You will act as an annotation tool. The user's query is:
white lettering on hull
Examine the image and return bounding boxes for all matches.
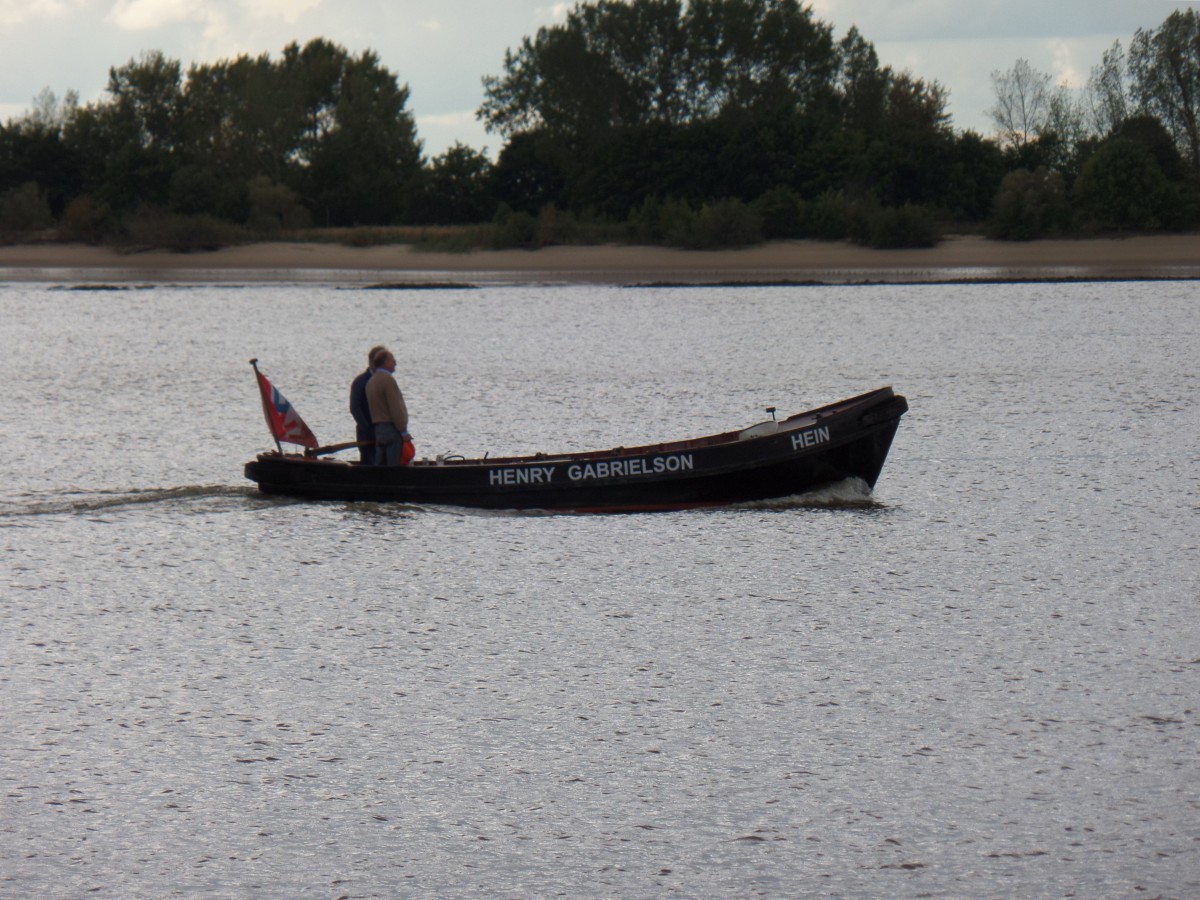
[486,453,695,486]
[488,465,557,486]
[567,454,693,481]
[790,425,831,451]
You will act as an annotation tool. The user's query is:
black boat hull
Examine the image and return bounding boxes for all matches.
[244,388,907,512]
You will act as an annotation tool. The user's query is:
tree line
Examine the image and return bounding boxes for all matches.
[1,0,1198,249]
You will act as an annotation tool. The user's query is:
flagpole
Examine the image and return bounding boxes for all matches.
[250,358,283,454]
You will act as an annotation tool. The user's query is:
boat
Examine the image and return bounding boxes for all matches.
[243,386,907,513]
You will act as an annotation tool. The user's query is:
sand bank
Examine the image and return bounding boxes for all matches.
[1,234,1198,285]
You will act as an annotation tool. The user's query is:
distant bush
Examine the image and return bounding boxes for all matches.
[989,167,1070,240]
[58,195,117,243]
[490,203,538,248]
[533,204,579,246]
[753,186,806,239]
[409,226,491,253]
[626,196,764,248]
[339,227,403,248]
[406,209,621,253]
[246,176,311,233]
[855,203,941,249]
[297,225,435,247]
[0,181,54,236]
[122,209,245,252]
[626,196,695,245]
[804,191,855,241]
[683,198,763,249]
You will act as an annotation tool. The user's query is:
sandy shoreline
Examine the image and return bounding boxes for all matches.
[1,234,1198,285]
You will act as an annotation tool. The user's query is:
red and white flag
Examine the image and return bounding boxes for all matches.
[252,362,319,449]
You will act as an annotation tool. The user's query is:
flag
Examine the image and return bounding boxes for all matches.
[252,361,319,449]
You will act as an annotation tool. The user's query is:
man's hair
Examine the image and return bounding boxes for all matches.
[368,345,388,366]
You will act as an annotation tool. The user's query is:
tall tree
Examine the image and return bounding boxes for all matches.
[181,53,301,188]
[63,52,184,209]
[283,39,352,170]
[1129,9,1200,171]
[478,0,836,138]
[0,90,82,215]
[685,0,837,117]
[172,54,296,217]
[306,48,422,225]
[865,72,954,206]
[988,58,1053,149]
[837,27,889,134]
[106,51,184,151]
[1086,41,1130,137]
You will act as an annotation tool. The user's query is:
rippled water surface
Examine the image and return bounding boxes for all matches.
[2,280,1197,898]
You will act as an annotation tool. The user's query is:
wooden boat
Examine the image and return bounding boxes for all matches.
[243,387,907,513]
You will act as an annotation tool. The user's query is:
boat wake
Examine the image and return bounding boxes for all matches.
[732,477,882,511]
[1,479,882,520]
[0,484,259,519]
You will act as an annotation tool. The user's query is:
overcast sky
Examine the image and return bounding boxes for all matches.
[2,1,1197,158]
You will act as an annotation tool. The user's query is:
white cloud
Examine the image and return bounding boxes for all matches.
[1049,39,1087,89]
[0,101,28,124]
[811,0,1181,43]
[0,0,88,28]
[416,108,494,159]
[419,109,477,127]
[534,3,571,25]
[239,0,321,25]
[106,0,320,37]
[107,0,196,30]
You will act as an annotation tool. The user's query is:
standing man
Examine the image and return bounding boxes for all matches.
[349,344,386,463]
[365,348,414,466]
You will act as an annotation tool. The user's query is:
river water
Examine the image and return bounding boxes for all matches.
[1,278,1197,898]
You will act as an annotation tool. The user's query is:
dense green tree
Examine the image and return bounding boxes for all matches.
[62,52,184,210]
[478,0,962,228]
[686,0,838,117]
[52,40,421,226]
[179,53,299,197]
[479,0,837,138]
[1111,114,1187,182]
[106,51,185,150]
[1074,137,1169,230]
[306,49,422,225]
[490,131,569,214]
[411,143,495,224]
[943,131,1006,222]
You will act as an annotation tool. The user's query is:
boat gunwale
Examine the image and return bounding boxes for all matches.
[254,386,898,471]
